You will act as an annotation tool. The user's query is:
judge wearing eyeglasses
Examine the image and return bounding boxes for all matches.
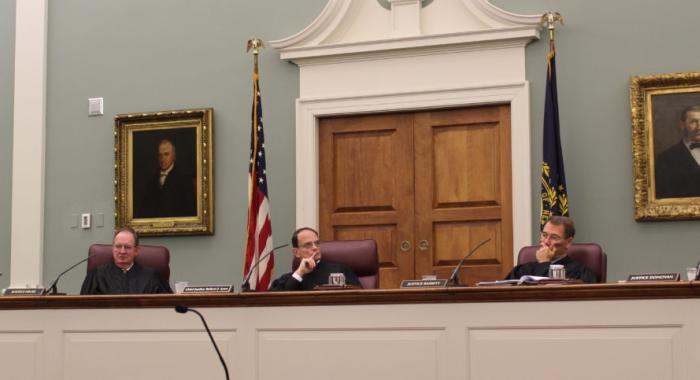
[504,216,597,283]
[271,227,360,291]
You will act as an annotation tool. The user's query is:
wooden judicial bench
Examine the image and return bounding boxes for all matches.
[1,283,699,380]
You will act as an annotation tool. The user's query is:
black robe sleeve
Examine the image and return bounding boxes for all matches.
[270,272,303,291]
[80,263,172,295]
[270,261,362,291]
[504,256,598,283]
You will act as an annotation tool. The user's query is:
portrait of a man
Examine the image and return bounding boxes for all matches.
[115,108,213,235]
[652,93,700,199]
[132,129,197,218]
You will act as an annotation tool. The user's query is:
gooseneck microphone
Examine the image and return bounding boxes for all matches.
[175,306,230,380]
[240,243,289,291]
[446,238,491,287]
[43,254,95,295]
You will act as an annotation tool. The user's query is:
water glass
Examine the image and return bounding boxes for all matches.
[328,273,346,286]
[548,264,566,279]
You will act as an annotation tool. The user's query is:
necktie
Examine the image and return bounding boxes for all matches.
[690,142,700,150]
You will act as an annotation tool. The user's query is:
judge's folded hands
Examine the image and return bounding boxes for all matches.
[536,245,556,263]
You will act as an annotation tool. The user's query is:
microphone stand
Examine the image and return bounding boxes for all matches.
[43,255,94,295]
[446,238,491,287]
[241,243,289,291]
[175,306,230,380]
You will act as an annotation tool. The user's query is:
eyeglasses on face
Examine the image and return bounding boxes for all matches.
[540,231,563,242]
[300,240,321,249]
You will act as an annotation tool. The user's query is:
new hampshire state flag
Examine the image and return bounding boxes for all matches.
[540,41,569,228]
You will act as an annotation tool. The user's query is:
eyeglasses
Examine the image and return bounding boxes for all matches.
[114,244,135,251]
[540,232,563,242]
[300,240,321,249]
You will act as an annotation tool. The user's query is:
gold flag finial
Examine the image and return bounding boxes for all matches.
[540,12,563,42]
[246,38,265,55]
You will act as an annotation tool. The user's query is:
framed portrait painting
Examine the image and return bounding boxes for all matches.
[630,72,700,221]
[114,108,214,235]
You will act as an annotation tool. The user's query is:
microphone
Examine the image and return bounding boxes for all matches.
[174,306,230,380]
[43,254,95,295]
[446,238,491,287]
[240,243,289,291]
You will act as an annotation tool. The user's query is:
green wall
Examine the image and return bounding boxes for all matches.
[493,0,700,280]
[0,0,15,291]
[43,0,327,293]
[6,0,700,292]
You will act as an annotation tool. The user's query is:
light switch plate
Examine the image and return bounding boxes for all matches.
[88,97,103,116]
[81,213,91,229]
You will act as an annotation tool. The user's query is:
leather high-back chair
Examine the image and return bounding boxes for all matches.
[517,243,607,283]
[87,244,171,282]
[292,239,379,289]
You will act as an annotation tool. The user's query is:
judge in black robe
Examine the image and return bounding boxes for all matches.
[504,255,597,283]
[80,261,172,295]
[271,260,360,291]
[270,227,361,291]
[504,215,597,284]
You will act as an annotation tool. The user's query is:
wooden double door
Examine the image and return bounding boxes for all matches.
[318,106,513,288]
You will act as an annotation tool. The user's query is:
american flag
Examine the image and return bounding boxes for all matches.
[244,62,274,291]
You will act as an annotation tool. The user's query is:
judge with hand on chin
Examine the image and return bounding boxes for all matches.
[504,216,597,283]
[270,227,361,291]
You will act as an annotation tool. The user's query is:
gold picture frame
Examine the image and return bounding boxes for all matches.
[630,72,700,221]
[114,108,214,235]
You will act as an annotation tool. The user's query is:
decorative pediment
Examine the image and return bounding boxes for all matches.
[271,0,542,61]
[271,0,548,258]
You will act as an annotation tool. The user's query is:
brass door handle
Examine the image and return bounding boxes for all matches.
[400,240,411,252]
[418,240,429,251]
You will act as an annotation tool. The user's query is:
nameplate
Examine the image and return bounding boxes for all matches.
[182,285,234,294]
[400,279,448,288]
[3,288,45,296]
[627,273,680,282]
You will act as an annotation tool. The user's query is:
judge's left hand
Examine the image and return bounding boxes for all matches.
[536,245,555,263]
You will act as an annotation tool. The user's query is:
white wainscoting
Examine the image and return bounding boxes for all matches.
[0,298,698,380]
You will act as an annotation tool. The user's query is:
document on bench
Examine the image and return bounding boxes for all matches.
[476,276,583,286]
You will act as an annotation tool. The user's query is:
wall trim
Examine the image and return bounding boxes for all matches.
[10,0,48,287]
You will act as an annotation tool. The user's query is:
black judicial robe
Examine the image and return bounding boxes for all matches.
[80,262,172,295]
[270,261,361,291]
[504,255,598,284]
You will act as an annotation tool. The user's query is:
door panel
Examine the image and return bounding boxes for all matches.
[433,122,500,206]
[319,106,512,288]
[319,113,415,288]
[414,106,512,285]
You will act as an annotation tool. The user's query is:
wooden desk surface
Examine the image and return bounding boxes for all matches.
[2,281,699,310]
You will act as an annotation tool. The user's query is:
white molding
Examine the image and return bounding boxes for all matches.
[466,0,543,26]
[270,0,352,49]
[294,83,532,258]
[275,27,538,62]
[10,0,48,287]
[275,0,542,260]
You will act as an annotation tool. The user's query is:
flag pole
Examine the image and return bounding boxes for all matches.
[246,38,265,188]
[541,11,563,50]
[538,12,569,229]
[244,38,275,291]
[246,38,264,75]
